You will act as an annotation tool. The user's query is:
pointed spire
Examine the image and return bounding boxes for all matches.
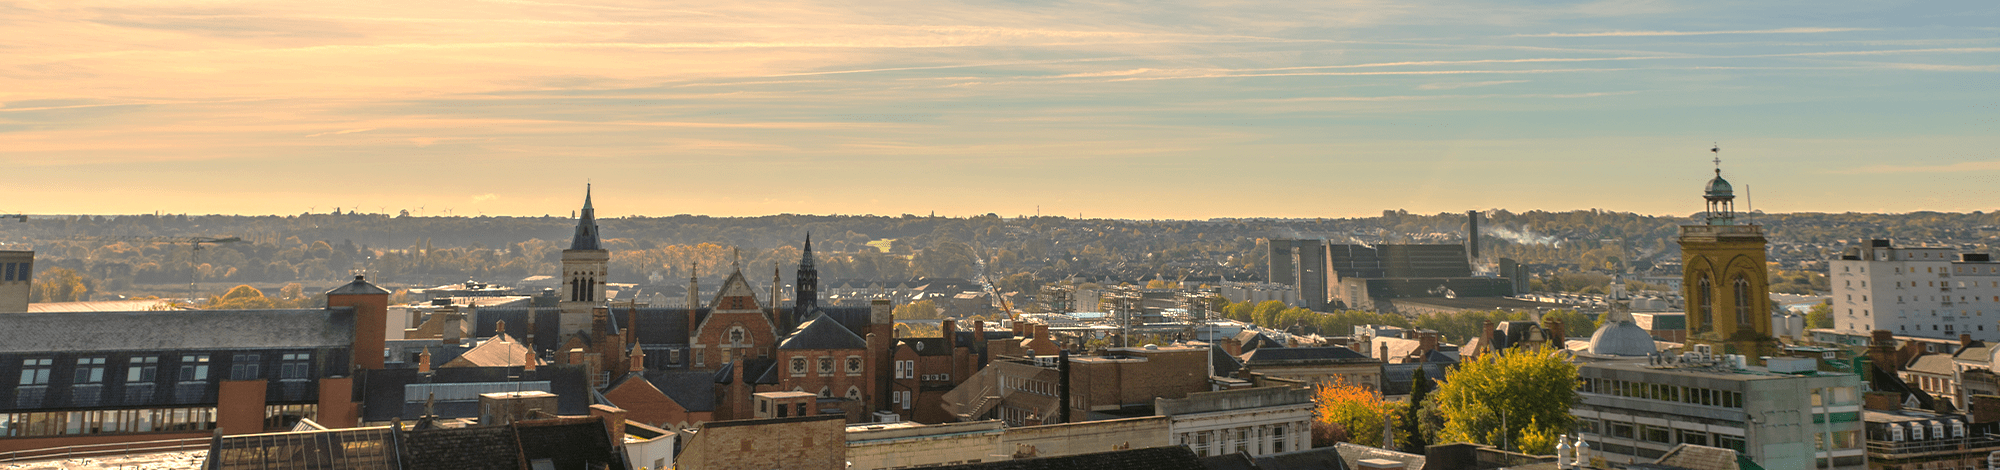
[800,232,815,269]
[569,184,602,251]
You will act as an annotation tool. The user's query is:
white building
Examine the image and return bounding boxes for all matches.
[1155,386,1313,458]
[1829,239,2000,342]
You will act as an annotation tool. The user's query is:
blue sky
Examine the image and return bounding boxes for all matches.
[1,0,1995,219]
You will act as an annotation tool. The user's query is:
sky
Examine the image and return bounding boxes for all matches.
[2,0,1996,220]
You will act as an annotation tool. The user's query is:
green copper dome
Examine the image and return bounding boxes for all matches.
[1705,175,1733,198]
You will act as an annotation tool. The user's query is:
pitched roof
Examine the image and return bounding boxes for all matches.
[569,185,602,251]
[1327,442,1423,470]
[645,370,719,412]
[443,334,538,368]
[327,275,392,295]
[399,425,523,470]
[515,417,626,470]
[1906,353,1956,376]
[1239,347,1375,364]
[928,445,1205,470]
[779,313,868,350]
[1650,443,1740,470]
[1210,345,1243,376]
[0,308,353,353]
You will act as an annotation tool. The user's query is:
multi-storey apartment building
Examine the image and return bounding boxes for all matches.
[1829,239,2000,342]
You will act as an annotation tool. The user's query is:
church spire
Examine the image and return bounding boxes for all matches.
[570,184,602,250]
[795,233,819,318]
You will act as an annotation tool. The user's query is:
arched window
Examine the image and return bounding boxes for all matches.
[1734,276,1752,327]
[1697,275,1713,330]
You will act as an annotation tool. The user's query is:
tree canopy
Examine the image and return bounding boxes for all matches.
[1431,345,1578,455]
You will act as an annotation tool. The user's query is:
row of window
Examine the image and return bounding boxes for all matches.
[0,261,28,282]
[1181,423,1298,457]
[0,407,217,437]
[789,355,865,377]
[1581,418,1747,452]
[1004,376,1056,397]
[1579,378,1743,408]
[17,354,311,386]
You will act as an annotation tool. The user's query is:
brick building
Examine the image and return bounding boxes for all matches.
[0,275,389,455]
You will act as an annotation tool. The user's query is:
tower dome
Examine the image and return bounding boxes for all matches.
[1586,312,1656,357]
[1705,175,1733,198]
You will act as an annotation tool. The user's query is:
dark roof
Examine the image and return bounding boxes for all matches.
[1239,347,1376,364]
[643,370,718,412]
[902,338,954,356]
[779,313,868,350]
[1255,445,1354,470]
[515,417,626,470]
[569,185,601,251]
[473,307,698,354]
[930,445,1205,470]
[713,358,778,385]
[356,365,593,422]
[1211,345,1243,376]
[327,275,392,295]
[1233,331,1284,352]
[0,308,354,353]
[399,425,523,470]
[1200,453,1258,470]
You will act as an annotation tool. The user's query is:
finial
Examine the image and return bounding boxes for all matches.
[1711,144,1721,176]
[732,247,741,271]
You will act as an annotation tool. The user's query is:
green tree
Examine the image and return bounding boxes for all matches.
[1433,345,1578,453]
[1539,310,1591,338]
[1806,302,1833,329]
[1398,367,1433,452]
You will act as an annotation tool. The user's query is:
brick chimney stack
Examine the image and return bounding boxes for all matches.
[327,275,392,372]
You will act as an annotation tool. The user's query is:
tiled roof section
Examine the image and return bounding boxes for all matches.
[515,417,626,470]
[1239,347,1375,364]
[819,306,876,338]
[1954,342,1994,364]
[929,445,1205,470]
[399,425,524,470]
[1327,442,1422,470]
[1650,443,1740,470]
[645,370,718,412]
[780,313,868,350]
[326,276,392,295]
[0,309,353,353]
[444,334,537,368]
[1906,353,1956,376]
[1211,345,1243,376]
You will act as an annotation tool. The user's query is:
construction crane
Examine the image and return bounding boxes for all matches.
[47,235,243,302]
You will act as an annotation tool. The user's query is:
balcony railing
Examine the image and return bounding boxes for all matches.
[1867,436,2000,456]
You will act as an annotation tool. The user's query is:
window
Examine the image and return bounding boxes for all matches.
[846,356,864,375]
[790,357,808,376]
[1717,434,1746,452]
[229,355,260,380]
[279,353,310,379]
[1678,430,1708,446]
[901,391,912,410]
[73,358,106,384]
[818,356,834,376]
[1697,275,1713,330]
[1734,276,1752,326]
[179,355,210,381]
[18,359,52,385]
[127,357,158,383]
[1610,423,1635,439]
[1272,425,1286,453]
[1642,425,1671,443]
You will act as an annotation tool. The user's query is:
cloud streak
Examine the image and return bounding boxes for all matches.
[1517,27,1876,38]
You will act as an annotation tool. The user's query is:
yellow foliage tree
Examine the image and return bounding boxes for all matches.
[1314,376,1401,448]
[29,268,90,303]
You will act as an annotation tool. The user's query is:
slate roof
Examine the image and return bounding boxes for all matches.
[515,417,626,470]
[0,308,354,353]
[1906,353,1956,376]
[326,276,392,295]
[1239,347,1376,364]
[1649,443,1740,470]
[1252,446,1354,470]
[1199,453,1258,470]
[1954,342,1994,364]
[1234,331,1285,352]
[645,370,719,412]
[399,425,523,470]
[1211,345,1243,376]
[712,358,779,385]
[780,313,868,350]
[929,445,1205,470]
[355,365,592,422]
[473,307,697,354]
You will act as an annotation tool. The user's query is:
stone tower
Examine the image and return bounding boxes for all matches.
[794,233,818,322]
[560,185,610,337]
[1679,154,1775,361]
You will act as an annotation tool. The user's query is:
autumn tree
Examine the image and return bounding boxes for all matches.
[1806,302,1833,329]
[1314,376,1402,448]
[1431,345,1578,454]
[892,299,942,320]
[29,268,90,303]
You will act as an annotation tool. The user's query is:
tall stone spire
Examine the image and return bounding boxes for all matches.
[570,184,602,250]
[794,233,818,320]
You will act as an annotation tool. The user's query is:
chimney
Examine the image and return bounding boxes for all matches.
[870,299,893,326]
[417,347,432,373]
[1483,320,1498,346]
[1420,333,1437,357]
[526,306,537,346]
[327,275,391,372]
[567,348,584,366]
[589,404,628,444]
[591,307,609,337]
[524,351,536,372]
[943,319,958,350]
[1864,391,1903,411]
[627,306,639,346]
[629,344,645,372]
[1962,333,1975,350]
[1544,318,1566,344]
[1058,350,1072,424]
[443,313,463,345]
[496,319,507,340]
[973,321,986,346]
[1380,343,1390,363]
[1402,330,1417,340]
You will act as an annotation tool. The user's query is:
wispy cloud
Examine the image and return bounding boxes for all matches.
[1418,80,1527,90]
[1516,27,1876,38]
[305,128,375,137]
[1832,161,2000,174]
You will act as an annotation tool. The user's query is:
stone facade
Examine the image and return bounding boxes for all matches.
[675,415,848,470]
[0,250,29,314]
[845,420,1006,469]
[1156,386,1313,458]
[1001,416,1170,460]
